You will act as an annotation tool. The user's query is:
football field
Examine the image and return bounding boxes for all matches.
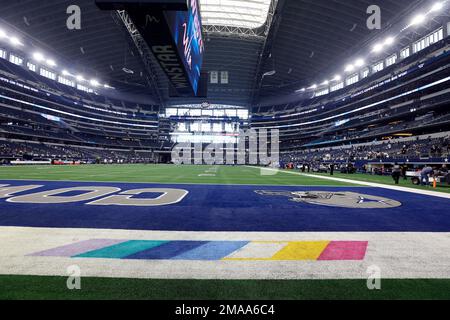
[0,164,352,185]
[0,164,449,300]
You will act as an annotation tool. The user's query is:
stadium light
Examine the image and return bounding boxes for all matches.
[90,79,100,87]
[384,37,395,46]
[62,70,70,76]
[76,75,85,82]
[333,75,342,81]
[344,64,354,72]
[410,14,426,26]
[9,37,22,46]
[354,59,365,67]
[309,84,317,89]
[372,43,383,53]
[46,59,56,67]
[431,2,444,12]
[0,29,6,39]
[33,52,45,62]
[322,80,329,85]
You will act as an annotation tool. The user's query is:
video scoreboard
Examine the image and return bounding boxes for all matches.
[96,0,205,96]
[164,106,250,144]
[165,0,204,95]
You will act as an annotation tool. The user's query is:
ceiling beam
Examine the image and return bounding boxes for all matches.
[250,0,285,105]
[114,10,166,107]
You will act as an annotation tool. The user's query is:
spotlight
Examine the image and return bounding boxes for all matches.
[431,2,444,12]
[411,14,426,26]
[322,80,329,85]
[345,64,355,72]
[33,52,45,62]
[355,59,365,67]
[90,79,99,87]
[46,59,56,67]
[384,37,395,46]
[334,75,342,81]
[9,37,22,46]
[76,75,85,81]
[62,70,70,76]
[0,30,7,38]
[372,43,383,53]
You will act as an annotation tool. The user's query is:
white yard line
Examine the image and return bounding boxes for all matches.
[247,166,450,199]
[0,227,449,280]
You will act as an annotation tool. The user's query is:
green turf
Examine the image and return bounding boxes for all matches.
[1,165,448,194]
[0,164,353,186]
[1,164,448,300]
[0,276,449,300]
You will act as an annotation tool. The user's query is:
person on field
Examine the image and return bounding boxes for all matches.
[391,162,401,185]
[420,166,434,186]
[402,164,408,180]
[330,163,335,176]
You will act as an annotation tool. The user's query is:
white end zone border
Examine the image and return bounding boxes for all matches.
[248,166,450,199]
[0,227,449,280]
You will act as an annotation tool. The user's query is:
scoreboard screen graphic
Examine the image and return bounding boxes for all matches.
[165,0,204,95]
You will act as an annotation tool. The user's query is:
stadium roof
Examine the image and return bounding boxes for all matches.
[0,0,444,108]
[200,0,273,29]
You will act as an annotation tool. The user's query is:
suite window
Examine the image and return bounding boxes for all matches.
[400,47,410,59]
[346,74,359,86]
[385,54,397,67]
[9,54,23,66]
[413,28,443,53]
[77,84,90,92]
[372,61,384,73]
[330,82,344,92]
[361,68,370,79]
[27,62,36,72]
[58,76,75,87]
[315,89,329,97]
[40,68,56,80]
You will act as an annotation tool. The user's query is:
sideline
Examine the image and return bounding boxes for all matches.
[247,166,450,199]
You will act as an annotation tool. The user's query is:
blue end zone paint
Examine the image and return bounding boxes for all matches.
[49,190,93,197]
[125,241,206,260]
[0,180,449,232]
[74,240,167,259]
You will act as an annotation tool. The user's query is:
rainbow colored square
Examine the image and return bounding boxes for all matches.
[31,239,368,261]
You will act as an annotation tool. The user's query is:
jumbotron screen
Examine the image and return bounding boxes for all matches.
[165,0,204,95]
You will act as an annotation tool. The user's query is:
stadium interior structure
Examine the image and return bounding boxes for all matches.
[0,0,449,301]
[0,1,449,171]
